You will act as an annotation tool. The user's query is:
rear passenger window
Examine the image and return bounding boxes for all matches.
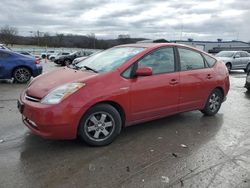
[178,48,205,71]
[240,52,248,57]
[203,54,216,67]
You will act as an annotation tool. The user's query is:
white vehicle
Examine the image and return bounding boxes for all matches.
[50,52,70,61]
[72,56,88,64]
[216,51,250,72]
[72,50,103,64]
[40,50,56,59]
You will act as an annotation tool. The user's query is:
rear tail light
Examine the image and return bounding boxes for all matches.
[34,58,39,64]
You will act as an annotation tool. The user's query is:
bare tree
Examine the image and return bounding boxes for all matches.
[41,32,51,46]
[56,33,65,47]
[87,33,96,49]
[118,34,131,44]
[0,25,18,46]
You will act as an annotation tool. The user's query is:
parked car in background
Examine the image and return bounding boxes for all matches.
[72,56,88,65]
[54,50,93,66]
[245,70,250,91]
[49,52,70,61]
[0,49,42,83]
[216,51,250,72]
[18,43,229,146]
[72,50,103,64]
[0,44,11,51]
[15,51,41,61]
[41,50,56,59]
[15,51,33,56]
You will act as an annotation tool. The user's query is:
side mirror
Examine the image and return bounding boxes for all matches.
[135,67,153,77]
[234,54,240,58]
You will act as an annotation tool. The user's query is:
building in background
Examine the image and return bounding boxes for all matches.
[172,39,250,54]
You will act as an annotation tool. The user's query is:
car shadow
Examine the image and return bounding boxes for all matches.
[19,111,223,158]
[244,90,250,99]
[18,111,224,187]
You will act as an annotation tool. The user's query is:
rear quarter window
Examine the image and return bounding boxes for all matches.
[203,54,216,67]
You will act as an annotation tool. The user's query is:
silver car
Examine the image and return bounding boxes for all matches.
[216,51,250,72]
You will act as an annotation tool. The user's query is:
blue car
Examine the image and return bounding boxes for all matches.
[0,49,42,83]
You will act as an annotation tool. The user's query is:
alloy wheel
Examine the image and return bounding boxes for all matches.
[14,68,31,83]
[208,93,220,112]
[84,112,115,142]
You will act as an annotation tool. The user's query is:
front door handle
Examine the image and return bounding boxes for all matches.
[207,74,213,79]
[169,79,179,85]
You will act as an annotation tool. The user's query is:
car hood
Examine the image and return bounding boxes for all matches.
[26,67,97,99]
[216,57,232,62]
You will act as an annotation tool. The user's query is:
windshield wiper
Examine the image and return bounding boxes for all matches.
[83,65,98,73]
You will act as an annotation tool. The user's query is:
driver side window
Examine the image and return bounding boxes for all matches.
[137,47,175,74]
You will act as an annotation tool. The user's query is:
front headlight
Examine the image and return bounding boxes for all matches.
[41,82,85,104]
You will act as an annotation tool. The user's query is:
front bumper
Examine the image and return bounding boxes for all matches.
[18,93,85,140]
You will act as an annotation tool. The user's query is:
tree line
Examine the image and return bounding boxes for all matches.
[0,25,146,49]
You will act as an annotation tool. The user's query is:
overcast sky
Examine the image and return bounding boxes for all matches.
[0,0,250,41]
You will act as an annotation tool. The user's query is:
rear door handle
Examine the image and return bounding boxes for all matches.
[169,79,179,85]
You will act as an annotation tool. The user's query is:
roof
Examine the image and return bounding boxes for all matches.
[115,42,208,53]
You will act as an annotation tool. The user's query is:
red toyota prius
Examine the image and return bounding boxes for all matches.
[18,43,230,146]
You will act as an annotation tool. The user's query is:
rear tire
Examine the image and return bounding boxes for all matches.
[201,89,223,116]
[13,67,31,83]
[78,104,122,146]
[245,63,250,73]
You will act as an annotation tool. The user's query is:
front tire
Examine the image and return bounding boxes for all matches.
[201,89,223,116]
[64,59,71,66]
[13,67,31,83]
[78,104,122,146]
[226,63,231,72]
[245,63,250,73]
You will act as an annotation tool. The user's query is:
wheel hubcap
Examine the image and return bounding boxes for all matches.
[15,68,30,82]
[208,93,220,112]
[84,112,115,141]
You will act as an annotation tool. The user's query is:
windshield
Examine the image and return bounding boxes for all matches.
[76,47,145,72]
[216,51,235,57]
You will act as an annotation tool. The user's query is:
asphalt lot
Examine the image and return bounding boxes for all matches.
[0,61,250,188]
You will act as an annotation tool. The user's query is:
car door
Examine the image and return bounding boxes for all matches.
[129,47,180,122]
[232,52,242,69]
[177,48,216,111]
[240,52,249,68]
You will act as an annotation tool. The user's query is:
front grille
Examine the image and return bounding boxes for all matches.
[25,94,41,102]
